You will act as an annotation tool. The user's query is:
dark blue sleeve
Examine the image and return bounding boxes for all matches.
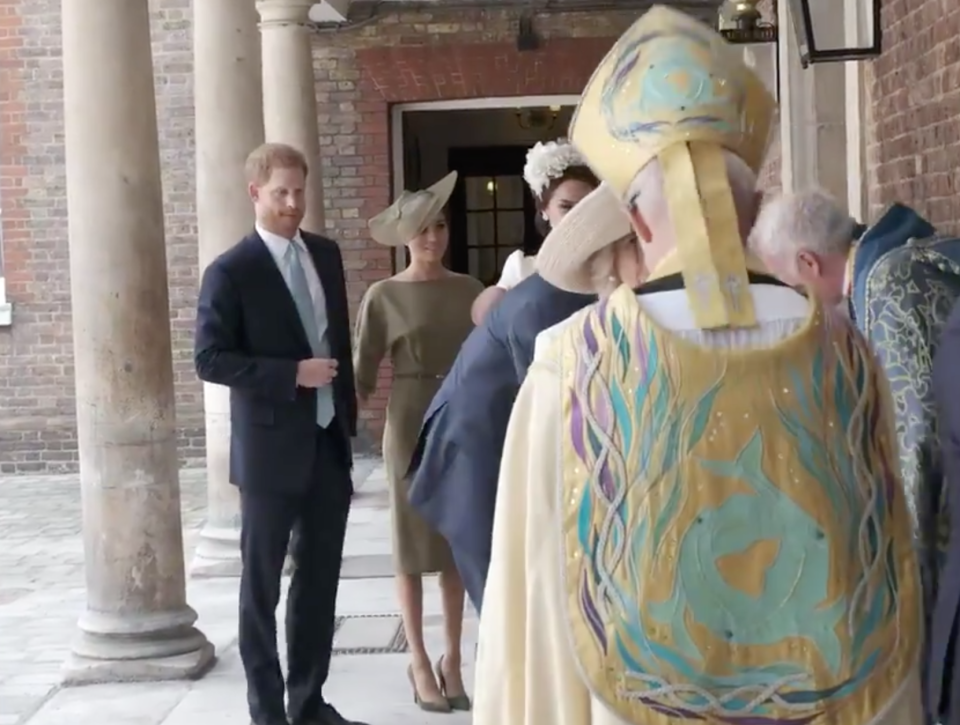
[505,283,595,382]
[929,298,960,716]
[935,300,960,557]
[326,240,358,436]
[194,261,298,402]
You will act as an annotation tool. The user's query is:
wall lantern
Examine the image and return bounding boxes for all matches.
[718,1,779,100]
[718,0,778,45]
[515,106,561,132]
[787,0,881,68]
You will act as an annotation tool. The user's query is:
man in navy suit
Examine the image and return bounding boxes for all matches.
[194,143,364,725]
[407,272,595,612]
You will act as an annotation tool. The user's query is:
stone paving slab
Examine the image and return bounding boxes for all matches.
[334,615,405,654]
[0,456,400,725]
[339,554,394,579]
[26,576,478,725]
[23,683,189,725]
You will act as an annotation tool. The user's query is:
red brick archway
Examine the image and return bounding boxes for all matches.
[350,38,615,443]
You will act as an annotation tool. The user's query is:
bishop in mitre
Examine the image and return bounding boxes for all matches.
[472,6,924,725]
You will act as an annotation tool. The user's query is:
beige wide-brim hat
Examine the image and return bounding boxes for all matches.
[368,171,458,247]
[535,182,634,294]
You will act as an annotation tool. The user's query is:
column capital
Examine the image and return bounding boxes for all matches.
[256,0,314,28]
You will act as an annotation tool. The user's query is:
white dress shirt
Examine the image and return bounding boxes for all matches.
[257,224,330,347]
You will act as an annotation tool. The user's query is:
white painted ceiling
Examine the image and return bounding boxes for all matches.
[310,0,438,23]
[308,0,714,24]
[309,0,351,22]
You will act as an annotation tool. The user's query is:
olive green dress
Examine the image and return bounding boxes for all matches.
[354,274,484,575]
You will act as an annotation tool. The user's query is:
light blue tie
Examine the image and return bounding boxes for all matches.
[284,243,335,427]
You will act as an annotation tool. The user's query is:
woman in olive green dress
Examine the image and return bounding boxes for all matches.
[354,171,483,714]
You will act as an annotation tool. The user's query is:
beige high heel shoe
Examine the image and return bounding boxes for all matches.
[407,663,452,713]
[435,655,472,711]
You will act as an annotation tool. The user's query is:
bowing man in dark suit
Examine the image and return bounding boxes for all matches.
[406,273,594,612]
[194,143,364,725]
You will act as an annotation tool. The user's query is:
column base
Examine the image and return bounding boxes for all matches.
[191,524,243,578]
[62,639,216,686]
[62,607,217,685]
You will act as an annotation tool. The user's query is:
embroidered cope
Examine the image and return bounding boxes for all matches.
[473,285,923,725]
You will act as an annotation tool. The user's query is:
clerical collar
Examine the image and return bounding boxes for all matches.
[634,271,789,296]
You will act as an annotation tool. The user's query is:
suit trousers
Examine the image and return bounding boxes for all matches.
[238,426,352,725]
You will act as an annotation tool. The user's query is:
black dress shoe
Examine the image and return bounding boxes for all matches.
[293,703,368,725]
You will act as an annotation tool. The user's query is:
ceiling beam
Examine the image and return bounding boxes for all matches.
[308,0,352,23]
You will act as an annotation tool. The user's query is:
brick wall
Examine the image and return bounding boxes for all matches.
[20,2,939,473]
[327,15,646,445]
[863,0,960,234]
[0,1,683,472]
[0,0,202,473]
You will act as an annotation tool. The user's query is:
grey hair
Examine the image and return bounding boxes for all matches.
[624,150,759,238]
[748,189,856,264]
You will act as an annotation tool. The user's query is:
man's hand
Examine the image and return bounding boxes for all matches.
[296,358,338,388]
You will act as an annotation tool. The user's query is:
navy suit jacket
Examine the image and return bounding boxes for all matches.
[933,298,960,721]
[406,273,594,611]
[850,205,960,724]
[194,231,357,495]
[850,203,936,321]
[926,264,960,723]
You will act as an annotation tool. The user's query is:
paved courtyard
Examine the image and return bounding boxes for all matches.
[0,459,477,725]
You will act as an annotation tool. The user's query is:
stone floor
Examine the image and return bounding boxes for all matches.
[0,459,477,725]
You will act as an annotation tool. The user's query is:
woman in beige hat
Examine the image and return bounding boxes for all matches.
[470,138,599,323]
[354,170,482,714]
[531,182,644,353]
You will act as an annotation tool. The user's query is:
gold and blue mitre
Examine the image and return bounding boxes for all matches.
[569,5,776,329]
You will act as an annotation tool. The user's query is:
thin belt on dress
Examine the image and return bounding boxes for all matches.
[394,373,445,381]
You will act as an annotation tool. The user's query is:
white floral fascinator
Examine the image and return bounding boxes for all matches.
[522,139,587,199]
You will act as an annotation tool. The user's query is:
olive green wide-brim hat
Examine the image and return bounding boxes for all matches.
[368,171,458,247]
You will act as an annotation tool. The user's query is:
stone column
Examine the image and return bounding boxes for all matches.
[777,0,849,202]
[843,0,869,221]
[191,0,265,578]
[257,0,326,233]
[60,0,215,683]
